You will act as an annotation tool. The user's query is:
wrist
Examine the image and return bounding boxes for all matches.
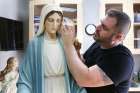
[64,44,74,50]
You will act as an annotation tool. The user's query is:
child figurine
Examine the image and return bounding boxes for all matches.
[0,57,19,93]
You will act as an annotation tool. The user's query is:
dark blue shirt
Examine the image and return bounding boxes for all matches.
[83,42,134,93]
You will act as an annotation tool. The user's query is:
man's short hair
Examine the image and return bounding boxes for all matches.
[106,9,131,36]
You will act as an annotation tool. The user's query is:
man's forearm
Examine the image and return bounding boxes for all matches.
[64,44,89,85]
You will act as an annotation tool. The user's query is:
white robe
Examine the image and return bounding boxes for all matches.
[43,38,66,93]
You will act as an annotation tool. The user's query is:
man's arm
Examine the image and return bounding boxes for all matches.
[61,26,113,87]
[63,44,113,87]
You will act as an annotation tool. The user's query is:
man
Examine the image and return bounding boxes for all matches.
[61,9,134,93]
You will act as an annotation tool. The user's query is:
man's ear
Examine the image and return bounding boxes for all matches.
[115,32,124,42]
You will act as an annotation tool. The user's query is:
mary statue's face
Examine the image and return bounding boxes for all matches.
[44,13,62,36]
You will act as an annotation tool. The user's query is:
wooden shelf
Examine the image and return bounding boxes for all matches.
[134,38,140,40]
[133,0,140,4]
[134,23,140,26]
[133,4,140,49]
[131,49,140,54]
[129,87,140,92]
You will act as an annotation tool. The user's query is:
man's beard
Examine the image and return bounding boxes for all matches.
[93,34,102,43]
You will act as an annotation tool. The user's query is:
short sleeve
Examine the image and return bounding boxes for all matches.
[97,54,134,86]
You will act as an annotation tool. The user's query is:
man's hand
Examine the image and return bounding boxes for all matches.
[61,25,76,47]
[0,75,4,81]
[74,39,82,59]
